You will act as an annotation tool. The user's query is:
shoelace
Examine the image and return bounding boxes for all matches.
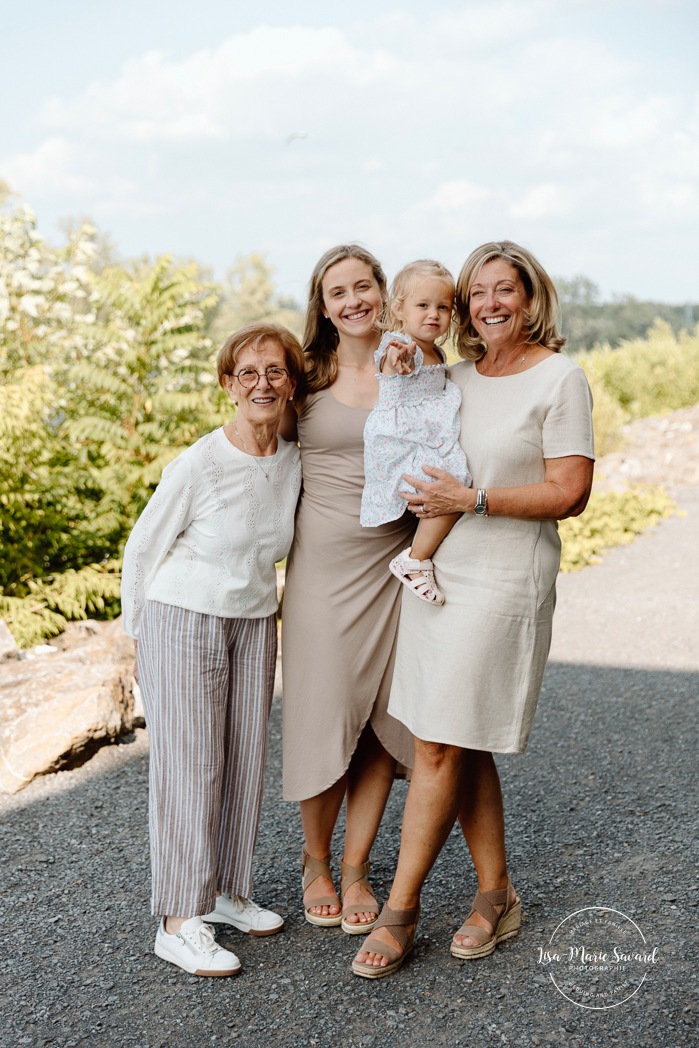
[183,921,218,954]
[232,895,261,914]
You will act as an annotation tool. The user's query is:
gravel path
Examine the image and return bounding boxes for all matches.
[1,483,697,1046]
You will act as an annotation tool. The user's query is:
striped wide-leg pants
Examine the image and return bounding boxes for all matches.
[137,600,277,917]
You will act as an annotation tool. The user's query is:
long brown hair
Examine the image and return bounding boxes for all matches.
[455,241,566,360]
[302,244,387,393]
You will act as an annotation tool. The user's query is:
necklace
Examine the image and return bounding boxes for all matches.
[234,423,275,481]
[512,346,532,373]
[481,345,532,377]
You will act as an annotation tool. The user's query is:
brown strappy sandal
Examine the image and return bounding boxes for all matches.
[450,879,521,959]
[340,857,379,935]
[351,903,420,979]
[301,848,342,927]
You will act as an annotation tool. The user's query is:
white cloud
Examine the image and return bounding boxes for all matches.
[429,0,550,46]
[396,181,493,245]
[637,179,699,216]
[585,93,681,148]
[2,2,697,300]
[1,137,138,204]
[429,182,491,210]
[2,138,95,197]
[41,28,402,145]
[509,184,570,220]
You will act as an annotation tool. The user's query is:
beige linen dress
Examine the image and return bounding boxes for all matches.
[282,388,415,801]
[388,355,594,753]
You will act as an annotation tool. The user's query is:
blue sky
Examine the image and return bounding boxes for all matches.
[2,0,697,304]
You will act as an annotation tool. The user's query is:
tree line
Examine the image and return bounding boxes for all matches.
[557,276,696,354]
[1,190,697,645]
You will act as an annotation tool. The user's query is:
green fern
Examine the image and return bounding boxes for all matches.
[560,486,675,571]
[0,561,122,648]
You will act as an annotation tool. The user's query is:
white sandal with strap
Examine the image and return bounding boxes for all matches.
[389,548,445,605]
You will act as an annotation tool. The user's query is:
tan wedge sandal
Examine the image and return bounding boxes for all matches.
[352,903,420,979]
[450,879,521,959]
[340,857,379,935]
[302,848,342,927]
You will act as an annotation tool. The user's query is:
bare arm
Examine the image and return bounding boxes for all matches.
[402,456,594,521]
[278,400,299,442]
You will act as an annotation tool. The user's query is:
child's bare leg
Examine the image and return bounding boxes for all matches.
[391,513,462,605]
[410,513,462,562]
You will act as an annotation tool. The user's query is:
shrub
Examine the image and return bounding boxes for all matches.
[559,486,676,572]
[0,199,223,646]
[0,562,122,648]
[578,321,699,421]
[587,379,628,457]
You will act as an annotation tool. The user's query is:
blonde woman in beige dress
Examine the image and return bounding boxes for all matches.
[281,245,415,934]
[353,241,595,978]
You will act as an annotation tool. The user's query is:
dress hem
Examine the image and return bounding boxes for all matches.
[388,716,530,756]
[282,708,414,803]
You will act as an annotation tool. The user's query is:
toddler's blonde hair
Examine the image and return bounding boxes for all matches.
[384,259,455,340]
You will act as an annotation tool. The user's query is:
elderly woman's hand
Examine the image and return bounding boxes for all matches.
[400,466,474,517]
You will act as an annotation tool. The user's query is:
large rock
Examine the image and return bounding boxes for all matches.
[0,618,136,794]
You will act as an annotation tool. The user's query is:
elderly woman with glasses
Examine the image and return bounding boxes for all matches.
[121,322,303,978]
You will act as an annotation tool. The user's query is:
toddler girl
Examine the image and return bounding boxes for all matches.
[361,260,471,605]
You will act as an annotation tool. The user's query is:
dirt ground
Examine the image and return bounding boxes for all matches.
[594,403,699,491]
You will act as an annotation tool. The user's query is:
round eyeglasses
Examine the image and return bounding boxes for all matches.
[232,366,289,388]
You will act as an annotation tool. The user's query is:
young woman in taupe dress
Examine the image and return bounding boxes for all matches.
[281,245,415,933]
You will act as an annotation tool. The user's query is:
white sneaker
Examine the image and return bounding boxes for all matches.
[154,916,242,976]
[202,893,285,937]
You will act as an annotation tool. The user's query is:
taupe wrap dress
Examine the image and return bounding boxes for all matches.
[281,388,415,801]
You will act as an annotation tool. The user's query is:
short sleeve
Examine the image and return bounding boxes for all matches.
[542,365,595,460]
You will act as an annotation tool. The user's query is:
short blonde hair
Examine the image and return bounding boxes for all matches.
[217,322,304,388]
[302,244,387,393]
[455,241,566,360]
[385,259,455,337]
